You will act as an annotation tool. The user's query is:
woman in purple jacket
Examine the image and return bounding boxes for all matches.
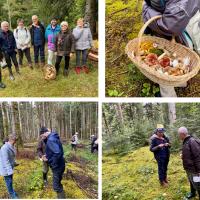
[142,0,200,97]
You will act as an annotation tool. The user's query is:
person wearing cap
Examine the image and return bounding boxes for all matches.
[55,21,75,76]
[37,128,50,187]
[150,124,171,187]
[178,127,200,199]
[71,132,79,151]
[0,134,18,199]
[39,127,66,198]
[14,19,32,69]
[45,18,61,65]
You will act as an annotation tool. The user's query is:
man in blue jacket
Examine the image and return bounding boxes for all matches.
[39,127,66,199]
[0,21,20,81]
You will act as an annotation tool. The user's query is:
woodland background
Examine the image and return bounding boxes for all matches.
[103,103,200,200]
[0,102,98,199]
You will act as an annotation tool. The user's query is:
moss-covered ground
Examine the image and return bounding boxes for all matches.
[103,146,198,200]
[105,0,200,97]
[0,144,98,199]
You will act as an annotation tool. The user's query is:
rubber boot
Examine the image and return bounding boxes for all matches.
[8,67,15,80]
[43,172,48,187]
[186,182,196,199]
[57,191,66,199]
[63,69,69,77]
[15,65,20,75]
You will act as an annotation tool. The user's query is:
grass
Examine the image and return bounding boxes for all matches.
[0,143,98,199]
[0,47,98,97]
[103,146,197,200]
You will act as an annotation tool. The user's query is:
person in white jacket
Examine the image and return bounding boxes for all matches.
[71,132,79,151]
[14,19,33,69]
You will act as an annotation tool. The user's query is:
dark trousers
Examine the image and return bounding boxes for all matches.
[0,68,2,82]
[55,55,70,72]
[187,171,200,197]
[156,157,169,182]
[4,175,18,199]
[18,48,32,65]
[71,144,77,151]
[91,145,98,153]
[52,164,65,193]
[33,45,45,63]
[4,51,18,69]
[76,49,88,66]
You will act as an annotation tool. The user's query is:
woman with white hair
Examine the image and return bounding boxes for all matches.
[55,21,75,76]
[0,21,20,80]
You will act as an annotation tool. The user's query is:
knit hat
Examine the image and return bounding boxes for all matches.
[40,126,49,135]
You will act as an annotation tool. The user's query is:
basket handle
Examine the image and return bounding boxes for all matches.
[137,15,175,55]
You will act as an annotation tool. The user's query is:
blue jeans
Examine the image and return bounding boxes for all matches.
[33,45,45,63]
[4,175,18,199]
[76,49,88,66]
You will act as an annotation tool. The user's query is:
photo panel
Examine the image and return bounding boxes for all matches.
[0,101,98,199]
[102,102,200,199]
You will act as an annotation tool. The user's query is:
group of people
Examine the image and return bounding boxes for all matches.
[0,15,93,88]
[150,124,200,199]
[0,127,98,199]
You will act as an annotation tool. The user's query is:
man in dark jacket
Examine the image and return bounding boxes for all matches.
[0,21,20,80]
[37,136,49,186]
[178,127,200,199]
[150,124,171,187]
[39,127,66,199]
[30,15,45,67]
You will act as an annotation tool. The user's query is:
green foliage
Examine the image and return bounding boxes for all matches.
[28,169,43,191]
[107,89,124,97]
[141,83,160,97]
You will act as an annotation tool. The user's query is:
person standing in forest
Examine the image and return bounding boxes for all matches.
[73,18,93,74]
[0,134,18,199]
[14,19,33,69]
[39,127,66,198]
[150,124,171,187]
[37,132,50,187]
[0,21,20,81]
[30,15,45,68]
[71,132,79,151]
[55,21,75,76]
[178,127,200,199]
[90,135,98,153]
[45,17,61,65]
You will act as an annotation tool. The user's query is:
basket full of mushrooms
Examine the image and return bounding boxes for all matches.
[125,16,200,86]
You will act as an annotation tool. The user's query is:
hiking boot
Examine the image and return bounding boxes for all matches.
[75,66,81,74]
[0,82,6,89]
[82,65,89,74]
[43,180,48,187]
[15,66,20,75]
[57,191,66,199]
[8,69,15,80]
[164,178,169,183]
[186,192,196,199]
[160,181,168,187]
[29,63,33,70]
[63,69,69,77]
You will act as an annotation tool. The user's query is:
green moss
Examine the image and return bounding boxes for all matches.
[103,147,196,200]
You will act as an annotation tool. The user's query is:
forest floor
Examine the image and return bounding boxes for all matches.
[0,44,98,97]
[105,0,200,97]
[0,143,98,199]
[102,146,198,200]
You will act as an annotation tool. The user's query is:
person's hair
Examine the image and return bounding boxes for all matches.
[32,15,38,20]
[77,18,84,22]
[17,18,24,24]
[178,127,188,135]
[8,134,17,141]
[61,21,68,27]
[1,21,9,28]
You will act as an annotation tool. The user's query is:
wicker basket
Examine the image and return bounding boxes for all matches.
[125,15,200,86]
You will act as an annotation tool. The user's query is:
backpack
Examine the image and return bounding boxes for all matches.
[15,28,28,39]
